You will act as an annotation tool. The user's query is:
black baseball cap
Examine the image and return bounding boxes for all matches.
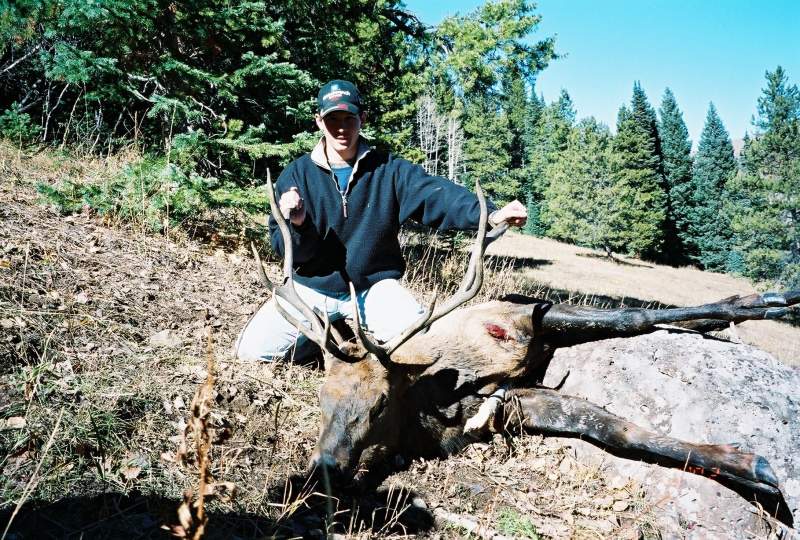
[317,80,363,117]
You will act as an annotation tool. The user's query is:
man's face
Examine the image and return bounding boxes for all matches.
[315,110,365,158]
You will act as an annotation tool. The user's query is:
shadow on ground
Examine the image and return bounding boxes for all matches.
[577,252,655,268]
[1,479,434,540]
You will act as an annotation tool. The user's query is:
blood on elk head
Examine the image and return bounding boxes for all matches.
[252,172,508,481]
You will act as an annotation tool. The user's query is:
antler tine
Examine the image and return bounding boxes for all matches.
[486,221,509,242]
[251,219,325,346]
[430,178,490,312]
[455,180,493,295]
[453,220,508,296]
[250,242,275,293]
[252,244,329,351]
[381,179,490,357]
[451,184,510,296]
[314,307,346,345]
[348,283,392,363]
[264,170,334,352]
[452,225,505,296]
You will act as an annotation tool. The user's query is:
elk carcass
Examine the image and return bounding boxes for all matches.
[254,176,797,524]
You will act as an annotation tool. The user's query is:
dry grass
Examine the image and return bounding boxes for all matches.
[393,434,657,539]
[0,141,793,539]
[489,233,800,365]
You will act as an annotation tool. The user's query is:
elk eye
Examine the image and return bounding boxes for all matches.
[370,394,388,420]
[484,323,510,340]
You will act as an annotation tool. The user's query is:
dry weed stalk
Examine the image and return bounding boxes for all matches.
[269,474,319,522]
[164,326,235,539]
[1,408,65,540]
[372,483,413,536]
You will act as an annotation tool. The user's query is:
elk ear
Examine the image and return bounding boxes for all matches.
[510,301,552,339]
[389,347,438,367]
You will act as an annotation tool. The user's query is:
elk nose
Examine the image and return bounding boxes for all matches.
[309,452,350,482]
[312,452,339,471]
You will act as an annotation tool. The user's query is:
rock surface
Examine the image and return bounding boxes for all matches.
[542,329,800,539]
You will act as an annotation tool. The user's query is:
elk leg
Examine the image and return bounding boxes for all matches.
[464,386,507,435]
[541,291,799,347]
[504,388,784,507]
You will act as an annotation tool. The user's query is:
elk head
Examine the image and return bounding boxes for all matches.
[254,173,510,484]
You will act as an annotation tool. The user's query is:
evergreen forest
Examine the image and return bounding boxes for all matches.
[2,0,799,290]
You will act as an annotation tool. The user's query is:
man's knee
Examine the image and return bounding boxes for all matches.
[234,328,292,362]
[234,299,299,361]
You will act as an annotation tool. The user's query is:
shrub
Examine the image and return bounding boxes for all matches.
[37,155,267,233]
[0,103,42,146]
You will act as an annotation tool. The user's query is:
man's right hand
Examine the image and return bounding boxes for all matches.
[279,187,306,226]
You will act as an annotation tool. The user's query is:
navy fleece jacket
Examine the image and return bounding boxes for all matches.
[269,145,496,294]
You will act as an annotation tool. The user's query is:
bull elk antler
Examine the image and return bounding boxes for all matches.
[254,170,508,364]
[251,170,341,358]
[351,181,508,362]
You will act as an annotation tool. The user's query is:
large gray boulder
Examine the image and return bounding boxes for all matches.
[541,329,799,539]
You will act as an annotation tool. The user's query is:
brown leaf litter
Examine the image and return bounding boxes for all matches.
[1,170,659,538]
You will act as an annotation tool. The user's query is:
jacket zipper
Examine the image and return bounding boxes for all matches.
[334,156,363,219]
[341,152,367,218]
[330,170,349,218]
[321,142,370,219]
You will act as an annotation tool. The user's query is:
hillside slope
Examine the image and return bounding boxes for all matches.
[489,234,800,365]
[2,148,798,539]
[1,162,659,538]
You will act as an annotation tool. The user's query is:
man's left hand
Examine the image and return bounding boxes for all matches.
[490,200,527,228]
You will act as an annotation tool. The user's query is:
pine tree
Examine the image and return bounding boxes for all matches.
[631,83,661,149]
[627,82,670,257]
[462,96,515,203]
[525,92,545,154]
[524,190,543,235]
[727,66,800,287]
[523,92,546,235]
[527,90,575,233]
[688,103,737,270]
[423,0,555,204]
[429,0,555,99]
[505,71,529,170]
[0,0,430,168]
[607,104,667,256]
[555,89,577,124]
[503,69,536,205]
[542,117,614,249]
[657,88,693,262]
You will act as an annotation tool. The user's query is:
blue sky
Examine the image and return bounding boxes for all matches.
[402,0,800,146]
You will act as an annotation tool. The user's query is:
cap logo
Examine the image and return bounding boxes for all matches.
[324,89,351,101]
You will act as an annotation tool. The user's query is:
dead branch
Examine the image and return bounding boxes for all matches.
[0,44,42,75]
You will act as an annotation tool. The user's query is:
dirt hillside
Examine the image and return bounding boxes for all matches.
[1,148,797,539]
[1,165,659,538]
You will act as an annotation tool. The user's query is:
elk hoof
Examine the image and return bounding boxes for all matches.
[754,455,780,489]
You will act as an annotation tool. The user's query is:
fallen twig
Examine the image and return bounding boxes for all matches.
[432,507,512,540]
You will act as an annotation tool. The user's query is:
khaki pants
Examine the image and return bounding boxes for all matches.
[235,279,423,361]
